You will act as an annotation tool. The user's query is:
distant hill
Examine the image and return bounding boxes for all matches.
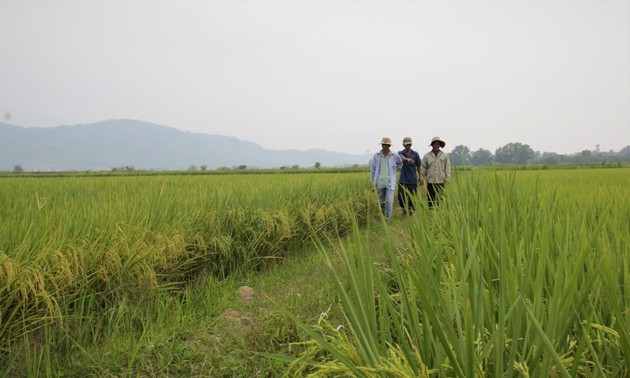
[0,120,372,171]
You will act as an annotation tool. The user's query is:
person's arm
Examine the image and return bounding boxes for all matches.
[444,154,451,183]
[399,151,414,165]
[370,156,376,185]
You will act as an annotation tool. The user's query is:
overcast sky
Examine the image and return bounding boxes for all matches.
[1,0,628,155]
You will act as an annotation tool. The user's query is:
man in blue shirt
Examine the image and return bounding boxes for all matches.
[397,137,422,215]
[370,137,403,220]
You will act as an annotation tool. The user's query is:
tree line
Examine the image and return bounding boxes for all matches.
[449,143,630,166]
[9,143,629,174]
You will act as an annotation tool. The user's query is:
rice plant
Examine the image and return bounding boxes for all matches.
[282,168,629,377]
[0,172,377,375]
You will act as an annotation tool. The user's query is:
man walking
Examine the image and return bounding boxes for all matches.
[420,137,451,208]
[370,137,403,220]
[397,137,421,215]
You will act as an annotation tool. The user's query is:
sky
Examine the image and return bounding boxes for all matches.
[1,0,629,156]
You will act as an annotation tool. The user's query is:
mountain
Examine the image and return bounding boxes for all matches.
[0,120,372,171]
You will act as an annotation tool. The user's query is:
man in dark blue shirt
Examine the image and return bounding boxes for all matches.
[397,137,422,215]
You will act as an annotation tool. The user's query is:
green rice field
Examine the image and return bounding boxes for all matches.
[1,167,628,376]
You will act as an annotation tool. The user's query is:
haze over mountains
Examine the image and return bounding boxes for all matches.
[0,120,372,172]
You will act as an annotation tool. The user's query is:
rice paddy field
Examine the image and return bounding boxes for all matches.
[1,167,628,376]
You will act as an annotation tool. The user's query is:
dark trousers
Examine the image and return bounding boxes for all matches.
[426,183,445,208]
[397,183,418,214]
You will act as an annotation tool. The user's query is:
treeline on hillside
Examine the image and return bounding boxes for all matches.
[6,143,630,174]
[449,143,630,166]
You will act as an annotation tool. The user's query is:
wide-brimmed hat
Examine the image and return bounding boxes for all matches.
[402,137,412,145]
[430,136,445,148]
[380,137,392,146]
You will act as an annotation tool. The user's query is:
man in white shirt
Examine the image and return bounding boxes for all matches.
[419,137,451,209]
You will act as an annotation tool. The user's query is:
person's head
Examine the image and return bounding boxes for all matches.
[430,136,445,151]
[402,137,412,150]
[380,137,392,153]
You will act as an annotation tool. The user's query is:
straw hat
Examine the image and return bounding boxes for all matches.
[430,136,445,148]
[380,137,392,145]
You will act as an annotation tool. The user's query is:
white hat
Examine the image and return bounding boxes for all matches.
[430,136,445,148]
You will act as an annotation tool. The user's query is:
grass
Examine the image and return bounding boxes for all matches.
[277,168,629,377]
[5,229,357,377]
[1,172,377,376]
[1,167,628,376]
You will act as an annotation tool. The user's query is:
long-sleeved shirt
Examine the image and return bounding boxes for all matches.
[420,150,451,184]
[370,151,403,189]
